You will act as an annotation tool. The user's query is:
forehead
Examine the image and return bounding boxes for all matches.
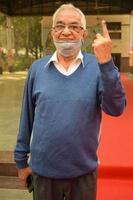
[54,9,82,24]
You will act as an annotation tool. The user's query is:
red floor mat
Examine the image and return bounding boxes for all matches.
[97,73,133,199]
[97,179,133,200]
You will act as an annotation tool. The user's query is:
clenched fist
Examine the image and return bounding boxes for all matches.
[18,167,32,187]
[92,20,112,64]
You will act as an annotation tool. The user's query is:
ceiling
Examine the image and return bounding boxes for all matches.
[0,0,133,16]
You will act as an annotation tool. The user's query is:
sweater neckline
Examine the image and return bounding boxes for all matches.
[50,62,83,79]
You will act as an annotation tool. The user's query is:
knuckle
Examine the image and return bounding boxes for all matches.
[107,38,112,43]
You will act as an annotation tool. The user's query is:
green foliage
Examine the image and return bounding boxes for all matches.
[0,14,6,24]
[13,55,34,71]
[45,31,55,55]
[13,16,43,60]
[0,15,43,71]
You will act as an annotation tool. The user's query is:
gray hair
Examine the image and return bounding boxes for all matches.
[52,3,86,29]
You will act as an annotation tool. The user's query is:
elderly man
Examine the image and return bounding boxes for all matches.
[14,3,126,200]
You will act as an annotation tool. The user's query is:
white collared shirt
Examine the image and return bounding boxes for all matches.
[46,51,84,76]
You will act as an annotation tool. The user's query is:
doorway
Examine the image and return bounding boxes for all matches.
[112,53,121,71]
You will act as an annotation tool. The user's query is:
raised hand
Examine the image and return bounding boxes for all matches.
[92,20,112,64]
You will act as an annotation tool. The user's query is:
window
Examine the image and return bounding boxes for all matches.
[106,22,121,31]
[109,32,121,39]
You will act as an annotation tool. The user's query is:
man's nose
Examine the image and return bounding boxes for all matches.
[62,26,71,34]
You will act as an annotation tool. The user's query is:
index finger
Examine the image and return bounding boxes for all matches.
[102,20,110,39]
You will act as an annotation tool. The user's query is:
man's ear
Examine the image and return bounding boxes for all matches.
[83,30,88,40]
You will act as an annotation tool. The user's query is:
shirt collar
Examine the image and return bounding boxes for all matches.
[45,51,84,68]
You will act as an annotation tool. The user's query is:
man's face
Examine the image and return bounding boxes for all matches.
[51,9,87,42]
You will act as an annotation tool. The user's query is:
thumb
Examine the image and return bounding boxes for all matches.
[96,33,104,39]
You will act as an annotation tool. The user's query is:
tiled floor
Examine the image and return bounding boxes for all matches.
[0,189,32,200]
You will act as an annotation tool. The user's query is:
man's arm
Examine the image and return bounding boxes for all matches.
[14,67,35,186]
[98,59,126,116]
[92,20,126,115]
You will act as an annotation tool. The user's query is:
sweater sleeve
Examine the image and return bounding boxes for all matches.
[98,59,126,116]
[14,67,35,168]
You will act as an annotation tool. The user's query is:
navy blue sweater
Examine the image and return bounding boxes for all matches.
[14,53,126,178]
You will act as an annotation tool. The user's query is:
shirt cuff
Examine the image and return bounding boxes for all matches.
[15,160,29,169]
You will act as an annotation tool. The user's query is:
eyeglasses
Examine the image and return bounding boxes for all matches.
[52,24,84,33]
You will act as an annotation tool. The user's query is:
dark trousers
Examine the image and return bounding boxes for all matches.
[32,170,97,200]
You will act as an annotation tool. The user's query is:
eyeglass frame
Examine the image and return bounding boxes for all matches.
[52,23,85,33]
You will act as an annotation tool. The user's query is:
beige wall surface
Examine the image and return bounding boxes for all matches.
[86,15,130,57]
